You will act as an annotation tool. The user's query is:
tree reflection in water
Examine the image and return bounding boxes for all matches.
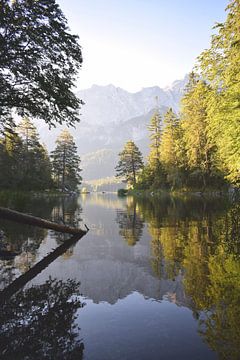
[116,197,144,246]
[1,191,239,359]
[0,194,83,286]
[0,194,56,263]
[197,200,240,360]
[121,194,240,359]
[51,196,82,244]
[0,195,59,286]
[0,278,84,360]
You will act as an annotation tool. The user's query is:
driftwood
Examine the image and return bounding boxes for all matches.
[0,233,84,304]
[0,206,86,235]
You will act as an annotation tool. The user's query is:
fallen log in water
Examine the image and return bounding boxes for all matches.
[0,206,86,235]
[0,233,85,303]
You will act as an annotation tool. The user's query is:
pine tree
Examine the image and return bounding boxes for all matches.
[51,130,82,191]
[198,0,240,185]
[0,128,23,189]
[160,108,179,165]
[115,140,143,187]
[180,75,217,188]
[147,108,162,171]
[17,116,40,151]
[16,117,52,190]
[160,108,185,188]
[146,108,167,188]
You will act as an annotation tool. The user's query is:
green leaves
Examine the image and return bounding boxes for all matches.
[197,0,240,185]
[0,0,83,127]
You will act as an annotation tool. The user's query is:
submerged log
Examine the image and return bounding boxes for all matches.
[0,206,86,235]
[0,233,85,303]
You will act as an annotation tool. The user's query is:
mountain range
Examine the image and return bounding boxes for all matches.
[37,74,189,181]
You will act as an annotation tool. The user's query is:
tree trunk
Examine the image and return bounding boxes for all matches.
[62,145,66,190]
[0,207,87,235]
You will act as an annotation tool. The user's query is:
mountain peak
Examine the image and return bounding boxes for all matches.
[89,83,119,91]
[164,74,189,92]
[76,75,187,126]
[37,75,188,180]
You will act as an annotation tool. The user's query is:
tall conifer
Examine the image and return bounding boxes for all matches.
[115,140,143,187]
[51,130,82,191]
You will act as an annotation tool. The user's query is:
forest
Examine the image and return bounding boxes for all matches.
[0,0,239,194]
[0,0,83,193]
[0,116,81,191]
[0,1,240,359]
[116,0,240,192]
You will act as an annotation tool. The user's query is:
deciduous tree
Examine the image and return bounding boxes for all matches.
[0,0,83,130]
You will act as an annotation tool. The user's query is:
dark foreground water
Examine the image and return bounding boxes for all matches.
[0,192,240,360]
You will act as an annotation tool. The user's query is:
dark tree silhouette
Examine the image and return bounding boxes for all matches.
[0,278,85,359]
[0,0,83,130]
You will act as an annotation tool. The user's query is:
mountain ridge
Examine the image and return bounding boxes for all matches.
[36,75,189,180]
[76,74,188,126]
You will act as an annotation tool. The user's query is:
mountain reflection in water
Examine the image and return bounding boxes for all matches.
[0,192,239,360]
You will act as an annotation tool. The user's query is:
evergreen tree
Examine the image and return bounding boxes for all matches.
[17,116,40,151]
[146,108,166,188]
[198,0,240,185]
[16,117,52,190]
[181,75,217,188]
[147,108,162,171]
[51,130,82,191]
[160,108,186,188]
[0,127,23,189]
[115,140,144,187]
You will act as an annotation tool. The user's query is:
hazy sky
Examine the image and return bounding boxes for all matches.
[57,0,228,92]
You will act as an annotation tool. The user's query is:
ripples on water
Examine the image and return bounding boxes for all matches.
[0,192,239,359]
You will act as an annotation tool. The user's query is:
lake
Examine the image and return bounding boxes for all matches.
[0,192,239,359]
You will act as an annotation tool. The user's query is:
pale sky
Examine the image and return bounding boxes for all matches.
[57,0,228,92]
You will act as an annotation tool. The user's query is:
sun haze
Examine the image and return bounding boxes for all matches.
[57,0,228,92]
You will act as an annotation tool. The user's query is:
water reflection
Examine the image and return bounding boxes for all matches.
[51,196,82,243]
[133,195,240,359]
[91,193,240,359]
[0,194,82,287]
[0,194,57,256]
[0,192,239,359]
[199,245,240,360]
[116,197,144,246]
[0,278,84,360]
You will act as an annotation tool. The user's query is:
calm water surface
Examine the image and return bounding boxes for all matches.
[0,193,239,359]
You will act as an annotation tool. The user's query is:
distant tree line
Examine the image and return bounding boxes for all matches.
[116,0,240,191]
[0,117,82,191]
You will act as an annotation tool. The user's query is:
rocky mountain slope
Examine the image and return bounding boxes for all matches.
[37,75,188,180]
